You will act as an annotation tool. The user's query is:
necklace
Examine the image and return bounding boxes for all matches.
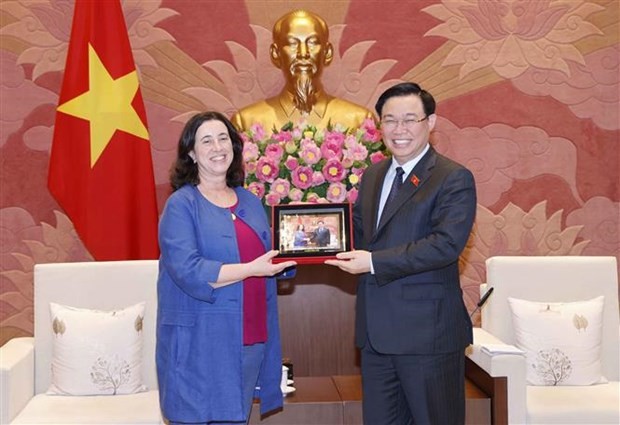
[196,183,239,221]
[198,184,237,211]
[228,203,237,221]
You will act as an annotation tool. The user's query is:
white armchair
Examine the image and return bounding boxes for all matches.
[470,256,619,424]
[0,260,163,424]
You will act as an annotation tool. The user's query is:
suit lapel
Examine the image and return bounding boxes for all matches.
[374,149,437,238]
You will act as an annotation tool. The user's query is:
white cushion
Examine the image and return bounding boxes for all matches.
[527,382,620,424]
[508,296,605,386]
[48,302,147,396]
[12,391,163,424]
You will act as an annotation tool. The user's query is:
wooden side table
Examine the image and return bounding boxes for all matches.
[250,376,343,424]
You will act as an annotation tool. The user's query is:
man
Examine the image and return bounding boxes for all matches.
[232,10,373,132]
[326,82,476,424]
[311,221,330,247]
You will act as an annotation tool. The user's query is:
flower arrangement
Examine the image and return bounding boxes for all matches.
[242,118,387,205]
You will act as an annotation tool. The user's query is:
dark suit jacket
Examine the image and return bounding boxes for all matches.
[353,147,476,355]
[312,226,330,247]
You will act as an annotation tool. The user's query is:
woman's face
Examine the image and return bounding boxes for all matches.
[190,120,234,181]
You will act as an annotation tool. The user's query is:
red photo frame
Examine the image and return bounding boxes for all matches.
[272,203,354,264]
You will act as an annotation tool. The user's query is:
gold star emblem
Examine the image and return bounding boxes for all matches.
[57,43,149,167]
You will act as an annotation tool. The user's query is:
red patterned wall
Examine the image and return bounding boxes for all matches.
[1,0,618,345]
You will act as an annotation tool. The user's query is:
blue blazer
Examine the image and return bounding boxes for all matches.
[354,147,476,354]
[156,185,282,423]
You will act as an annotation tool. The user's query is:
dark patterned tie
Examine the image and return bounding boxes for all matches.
[384,166,405,209]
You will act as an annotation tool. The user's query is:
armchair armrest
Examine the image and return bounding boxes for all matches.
[1,337,35,424]
[467,328,527,425]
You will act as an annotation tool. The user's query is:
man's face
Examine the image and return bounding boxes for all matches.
[381,94,436,165]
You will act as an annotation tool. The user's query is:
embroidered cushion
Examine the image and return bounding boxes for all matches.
[47,302,147,395]
[508,296,605,386]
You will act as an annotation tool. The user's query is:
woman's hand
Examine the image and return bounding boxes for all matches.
[212,251,297,288]
[249,250,296,277]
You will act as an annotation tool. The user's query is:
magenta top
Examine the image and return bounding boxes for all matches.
[231,205,267,345]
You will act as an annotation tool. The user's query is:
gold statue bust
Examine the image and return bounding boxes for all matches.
[232,10,374,132]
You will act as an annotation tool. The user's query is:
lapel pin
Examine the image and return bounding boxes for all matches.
[411,174,420,187]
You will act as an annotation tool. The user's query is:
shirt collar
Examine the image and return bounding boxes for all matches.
[390,143,430,177]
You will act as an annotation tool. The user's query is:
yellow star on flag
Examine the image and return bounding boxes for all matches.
[57,43,149,167]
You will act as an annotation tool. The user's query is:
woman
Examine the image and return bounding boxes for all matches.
[156,112,296,424]
[293,224,307,248]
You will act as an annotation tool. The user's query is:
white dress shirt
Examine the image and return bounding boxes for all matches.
[370,143,430,274]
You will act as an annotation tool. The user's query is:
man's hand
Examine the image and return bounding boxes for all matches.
[325,250,371,274]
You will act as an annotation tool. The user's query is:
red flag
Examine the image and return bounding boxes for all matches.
[48,0,159,260]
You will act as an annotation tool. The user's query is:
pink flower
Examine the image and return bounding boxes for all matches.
[326,182,347,203]
[348,142,369,162]
[245,161,257,175]
[291,166,313,190]
[352,167,365,177]
[271,178,290,198]
[324,130,345,146]
[292,127,303,139]
[300,143,321,165]
[288,188,303,202]
[320,138,344,160]
[312,171,325,186]
[370,151,387,164]
[265,143,284,161]
[273,130,293,142]
[347,187,359,203]
[306,192,320,203]
[256,157,279,183]
[300,138,316,148]
[322,158,347,183]
[284,156,299,170]
[250,123,266,141]
[247,182,265,199]
[243,142,259,162]
[341,156,354,168]
[361,118,382,142]
[344,135,358,148]
[242,120,387,207]
[265,192,281,206]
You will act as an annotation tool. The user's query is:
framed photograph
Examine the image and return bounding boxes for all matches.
[272,202,354,264]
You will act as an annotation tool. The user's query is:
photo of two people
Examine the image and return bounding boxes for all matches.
[284,217,337,251]
[272,203,353,262]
